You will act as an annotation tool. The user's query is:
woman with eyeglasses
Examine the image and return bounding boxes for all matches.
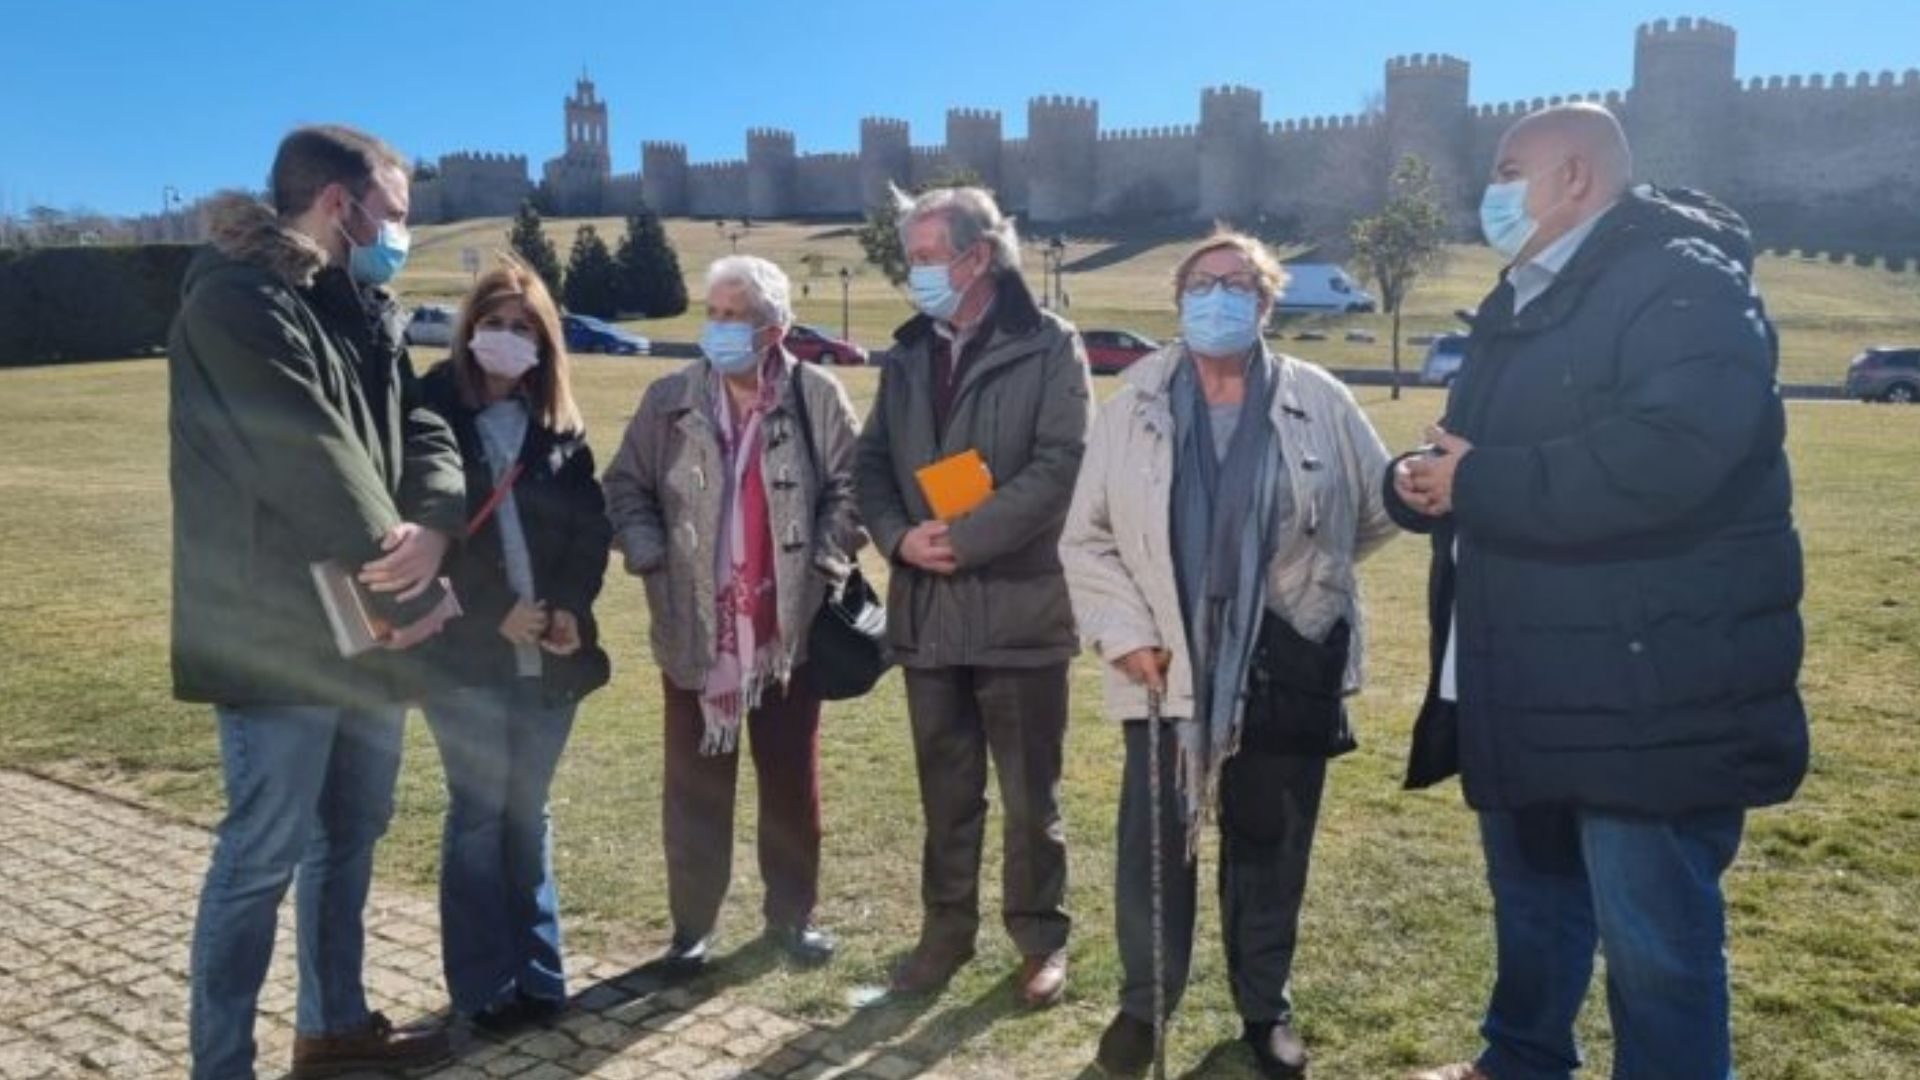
[1060,231,1398,1079]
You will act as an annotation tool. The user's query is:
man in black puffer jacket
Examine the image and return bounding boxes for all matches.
[1392,105,1807,1080]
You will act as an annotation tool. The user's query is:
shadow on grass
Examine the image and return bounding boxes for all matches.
[745,965,1024,1077]
[435,936,786,1073]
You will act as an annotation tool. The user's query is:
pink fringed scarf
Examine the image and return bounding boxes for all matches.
[699,352,787,754]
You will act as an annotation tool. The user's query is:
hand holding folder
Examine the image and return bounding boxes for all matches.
[915,449,994,522]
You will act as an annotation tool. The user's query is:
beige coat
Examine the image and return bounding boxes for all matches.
[1059,345,1398,723]
[604,356,864,692]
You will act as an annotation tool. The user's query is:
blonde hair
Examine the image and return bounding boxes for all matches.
[1171,228,1289,306]
[448,255,583,435]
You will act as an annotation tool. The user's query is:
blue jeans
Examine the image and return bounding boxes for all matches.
[423,680,576,1014]
[189,704,406,1080]
[1475,807,1746,1080]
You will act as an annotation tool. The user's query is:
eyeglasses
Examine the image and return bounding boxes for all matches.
[1183,273,1261,298]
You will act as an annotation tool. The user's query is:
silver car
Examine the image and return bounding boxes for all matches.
[1419,333,1469,386]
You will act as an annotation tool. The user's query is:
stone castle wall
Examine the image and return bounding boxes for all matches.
[411,20,1920,254]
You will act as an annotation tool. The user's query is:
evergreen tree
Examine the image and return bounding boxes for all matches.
[506,200,564,298]
[562,224,621,319]
[613,199,689,317]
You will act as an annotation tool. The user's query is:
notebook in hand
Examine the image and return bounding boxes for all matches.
[914,449,995,522]
[309,562,453,658]
[310,561,393,658]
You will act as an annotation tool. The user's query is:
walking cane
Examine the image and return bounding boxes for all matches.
[1146,687,1169,1080]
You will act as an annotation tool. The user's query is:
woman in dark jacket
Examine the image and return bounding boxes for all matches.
[416,257,610,1033]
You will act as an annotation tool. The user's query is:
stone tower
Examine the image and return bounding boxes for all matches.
[1630,16,1738,191]
[859,117,911,208]
[1385,53,1473,221]
[1027,96,1098,223]
[945,108,1003,191]
[563,74,610,173]
[1197,85,1263,222]
[642,141,689,215]
[746,128,797,218]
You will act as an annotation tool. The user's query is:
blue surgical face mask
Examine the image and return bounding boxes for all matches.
[700,320,760,375]
[907,260,964,322]
[341,197,410,285]
[1180,284,1261,357]
[1478,179,1537,261]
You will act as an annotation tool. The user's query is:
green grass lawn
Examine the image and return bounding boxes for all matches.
[1,358,1917,1079]
[399,216,1920,387]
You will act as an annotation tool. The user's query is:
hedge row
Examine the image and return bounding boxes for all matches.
[0,244,198,366]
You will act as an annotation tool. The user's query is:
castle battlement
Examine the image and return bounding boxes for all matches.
[414,18,1919,257]
[1387,53,1469,79]
[1637,15,1736,46]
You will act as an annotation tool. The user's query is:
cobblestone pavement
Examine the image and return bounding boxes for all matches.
[0,769,962,1080]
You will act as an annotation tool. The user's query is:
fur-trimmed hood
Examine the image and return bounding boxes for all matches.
[198,191,329,288]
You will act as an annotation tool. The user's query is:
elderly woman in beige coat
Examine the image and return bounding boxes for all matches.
[1060,231,1396,1079]
[604,255,863,973]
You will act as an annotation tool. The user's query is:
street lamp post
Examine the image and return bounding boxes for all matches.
[1047,235,1066,310]
[838,266,851,341]
[161,185,183,240]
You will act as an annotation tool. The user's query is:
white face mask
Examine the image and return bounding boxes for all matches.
[470,329,540,380]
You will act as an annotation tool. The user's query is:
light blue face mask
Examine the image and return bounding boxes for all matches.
[700,320,761,375]
[342,198,410,286]
[907,261,964,322]
[1180,284,1261,356]
[1479,178,1538,261]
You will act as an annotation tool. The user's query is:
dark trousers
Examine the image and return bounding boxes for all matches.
[903,663,1072,958]
[661,674,823,936]
[1116,720,1327,1024]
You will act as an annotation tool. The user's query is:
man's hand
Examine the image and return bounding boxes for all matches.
[898,520,958,575]
[540,609,582,656]
[499,598,549,647]
[359,524,451,601]
[1114,647,1172,694]
[1401,426,1475,517]
[383,589,459,651]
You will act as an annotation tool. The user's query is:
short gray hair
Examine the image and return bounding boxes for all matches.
[893,184,1022,272]
[705,255,793,327]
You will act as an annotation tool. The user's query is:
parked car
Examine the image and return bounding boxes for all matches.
[1273,263,1377,315]
[1845,346,1920,403]
[1419,332,1470,386]
[403,304,456,347]
[1081,328,1159,375]
[784,323,868,366]
[561,314,650,356]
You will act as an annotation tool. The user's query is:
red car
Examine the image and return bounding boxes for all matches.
[1082,328,1160,375]
[785,324,868,366]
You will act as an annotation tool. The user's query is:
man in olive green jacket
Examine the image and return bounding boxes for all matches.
[855,186,1093,1007]
[168,127,464,1079]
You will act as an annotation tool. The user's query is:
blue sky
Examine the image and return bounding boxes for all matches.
[3,0,1915,216]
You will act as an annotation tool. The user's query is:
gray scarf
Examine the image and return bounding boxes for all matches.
[1168,345,1281,855]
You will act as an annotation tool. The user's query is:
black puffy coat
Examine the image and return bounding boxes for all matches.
[411,363,611,702]
[1389,187,1808,815]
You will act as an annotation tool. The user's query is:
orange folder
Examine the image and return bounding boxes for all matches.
[915,449,995,522]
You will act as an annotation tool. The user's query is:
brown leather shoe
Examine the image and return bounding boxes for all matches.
[290,1011,450,1077]
[1406,1065,1491,1080]
[1018,950,1068,1009]
[889,942,975,995]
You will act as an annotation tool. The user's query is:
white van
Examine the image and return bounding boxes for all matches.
[1273,263,1376,315]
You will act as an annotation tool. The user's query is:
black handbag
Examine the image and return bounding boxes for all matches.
[1238,615,1356,759]
[787,370,893,700]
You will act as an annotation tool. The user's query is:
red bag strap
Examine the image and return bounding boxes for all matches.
[464,461,526,538]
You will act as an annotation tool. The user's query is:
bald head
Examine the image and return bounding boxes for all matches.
[1487,102,1633,261]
